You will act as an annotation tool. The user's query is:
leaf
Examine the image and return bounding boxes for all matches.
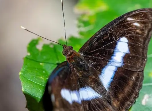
[19,0,152,111]
[20,39,58,111]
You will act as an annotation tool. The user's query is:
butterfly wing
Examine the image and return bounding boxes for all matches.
[43,61,72,111]
[43,61,115,111]
[79,8,152,110]
[43,8,152,111]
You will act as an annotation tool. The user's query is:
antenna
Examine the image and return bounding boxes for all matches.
[21,26,63,46]
[61,0,67,45]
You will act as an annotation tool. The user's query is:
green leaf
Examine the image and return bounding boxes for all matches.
[20,39,58,111]
[19,0,152,111]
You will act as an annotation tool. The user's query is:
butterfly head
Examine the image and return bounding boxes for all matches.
[62,45,80,63]
[62,45,74,57]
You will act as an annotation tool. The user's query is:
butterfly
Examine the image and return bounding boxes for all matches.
[42,8,152,111]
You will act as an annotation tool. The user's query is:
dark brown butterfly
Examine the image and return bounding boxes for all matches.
[43,8,152,111]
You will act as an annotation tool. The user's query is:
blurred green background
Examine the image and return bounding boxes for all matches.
[0,0,77,111]
[1,0,151,111]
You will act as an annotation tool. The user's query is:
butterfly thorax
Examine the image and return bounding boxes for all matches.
[63,45,92,76]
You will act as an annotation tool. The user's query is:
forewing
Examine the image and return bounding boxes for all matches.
[79,8,152,111]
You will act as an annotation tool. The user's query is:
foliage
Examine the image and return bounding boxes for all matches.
[19,0,152,111]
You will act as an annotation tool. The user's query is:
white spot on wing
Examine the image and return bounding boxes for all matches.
[61,87,101,104]
[133,22,140,27]
[51,94,55,102]
[127,17,135,21]
[79,87,101,100]
[61,89,72,104]
[99,37,129,90]
[71,90,81,103]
